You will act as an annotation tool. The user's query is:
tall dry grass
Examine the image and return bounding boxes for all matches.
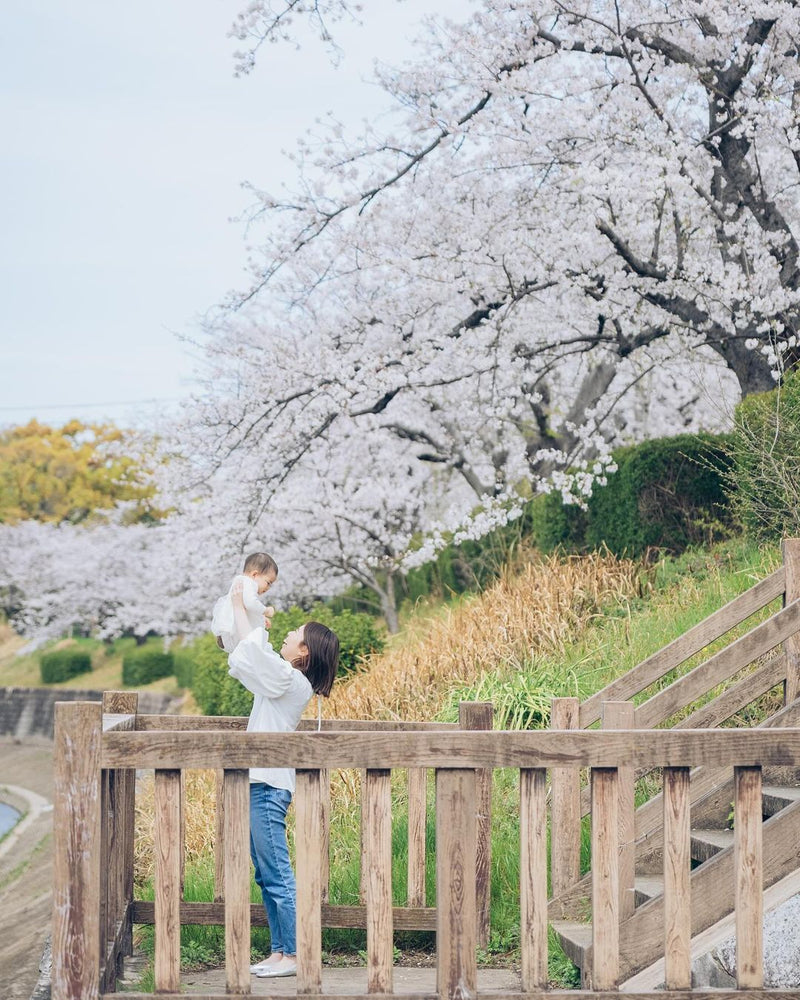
[321,549,641,721]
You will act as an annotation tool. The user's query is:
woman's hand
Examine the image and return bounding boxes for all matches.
[263,605,275,630]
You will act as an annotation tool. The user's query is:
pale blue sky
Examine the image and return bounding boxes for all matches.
[0,0,462,429]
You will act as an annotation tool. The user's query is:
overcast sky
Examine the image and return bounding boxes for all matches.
[1,0,463,430]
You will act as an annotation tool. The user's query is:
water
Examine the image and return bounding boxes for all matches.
[0,801,21,839]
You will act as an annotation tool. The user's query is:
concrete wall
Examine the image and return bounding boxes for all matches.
[0,686,180,740]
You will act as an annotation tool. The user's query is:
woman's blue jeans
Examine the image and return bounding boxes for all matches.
[249,782,297,955]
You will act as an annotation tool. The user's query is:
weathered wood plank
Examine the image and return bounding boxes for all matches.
[407,769,427,908]
[783,539,800,703]
[735,766,763,988]
[53,701,103,1000]
[663,768,691,990]
[134,715,458,731]
[296,770,323,994]
[365,770,393,994]
[223,770,250,995]
[214,769,225,903]
[131,900,437,930]
[103,726,800,770]
[436,768,477,1000]
[550,698,581,898]
[579,567,785,727]
[520,768,547,991]
[591,768,619,991]
[320,768,331,904]
[154,770,182,993]
[460,701,493,949]
[634,600,800,730]
[102,992,800,1000]
[603,702,635,921]
[673,654,786,731]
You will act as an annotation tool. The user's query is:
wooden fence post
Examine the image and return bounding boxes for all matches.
[407,767,428,908]
[224,769,251,994]
[602,701,635,921]
[520,768,548,991]
[591,766,619,991]
[101,690,138,986]
[459,701,493,950]
[550,697,581,898]
[663,767,691,990]
[735,766,763,988]
[783,538,800,704]
[52,701,103,1000]
[154,769,182,993]
[365,769,393,994]
[296,769,323,994]
[436,768,477,1000]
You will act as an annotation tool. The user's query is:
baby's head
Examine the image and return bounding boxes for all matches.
[243,551,278,595]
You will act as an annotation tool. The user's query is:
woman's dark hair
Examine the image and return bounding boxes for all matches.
[294,621,339,697]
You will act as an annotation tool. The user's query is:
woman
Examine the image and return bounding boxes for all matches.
[227,583,340,979]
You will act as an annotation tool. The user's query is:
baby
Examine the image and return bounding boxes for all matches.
[212,551,278,652]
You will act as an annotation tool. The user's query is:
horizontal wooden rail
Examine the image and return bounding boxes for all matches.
[131,900,437,930]
[100,992,800,1000]
[103,727,800,770]
[579,567,785,728]
[134,715,458,732]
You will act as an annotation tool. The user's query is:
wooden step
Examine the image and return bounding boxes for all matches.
[633,874,664,904]
[550,920,591,968]
[690,827,733,863]
[762,783,800,817]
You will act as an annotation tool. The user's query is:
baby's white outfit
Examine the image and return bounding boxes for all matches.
[212,575,267,653]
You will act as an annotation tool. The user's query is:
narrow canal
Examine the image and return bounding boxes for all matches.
[0,800,21,839]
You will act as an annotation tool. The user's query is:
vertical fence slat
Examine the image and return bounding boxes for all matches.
[52,701,102,1000]
[296,769,323,994]
[320,767,331,904]
[735,765,763,988]
[214,768,225,902]
[550,697,581,899]
[360,768,368,905]
[407,768,427,907]
[102,690,137,969]
[602,701,635,921]
[154,769,182,993]
[459,701,493,949]
[783,538,800,703]
[520,768,547,991]
[663,766,691,990]
[99,765,110,984]
[436,768,477,1000]
[591,767,619,991]
[365,769,393,993]
[224,769,251,994]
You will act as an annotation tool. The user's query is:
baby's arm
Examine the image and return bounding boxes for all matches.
[230,580,253,646]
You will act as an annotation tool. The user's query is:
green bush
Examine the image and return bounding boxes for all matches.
[40,647,92,683]
[187,606,385,717]
[531,433,732,557]
[728,370,800,540]
[121,646,174,686]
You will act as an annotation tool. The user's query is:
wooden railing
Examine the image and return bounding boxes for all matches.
[549,539,800,903]
[52,702,800,1000]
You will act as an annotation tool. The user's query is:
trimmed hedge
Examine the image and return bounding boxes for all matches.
[122,646,174,686]
[531,433,733,558]
[40,647,92,684]
[186,605,385,717]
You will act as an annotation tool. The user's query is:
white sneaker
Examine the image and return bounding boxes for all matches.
[250,958,278,974]
[256,958,297,978]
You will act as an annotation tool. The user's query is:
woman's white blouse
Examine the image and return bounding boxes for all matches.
[227,627,313,792]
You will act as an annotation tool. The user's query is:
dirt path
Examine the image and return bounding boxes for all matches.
[0,738,54,1000]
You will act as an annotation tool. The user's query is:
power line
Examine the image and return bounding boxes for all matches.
[0,397,183,412]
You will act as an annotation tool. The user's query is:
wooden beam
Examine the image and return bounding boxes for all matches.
[663,768,691,990]
[459,701,493,949]
[296,770,323,994]
[783,539,800,703]
[131,900,437,930]
[223,770,250,994]
[407,769,427,908]
[365,770,393,994]
[602,702,635,921]
[103,726,800,771]
[591,768,619,991]
[735,766,763,988]
[154,770,181,993]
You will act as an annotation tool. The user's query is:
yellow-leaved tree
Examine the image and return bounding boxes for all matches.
[0,419,159,525]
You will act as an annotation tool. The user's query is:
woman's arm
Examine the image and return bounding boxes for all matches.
[228,629,295,698]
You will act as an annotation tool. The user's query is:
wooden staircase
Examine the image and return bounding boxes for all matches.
[547,540,800,987]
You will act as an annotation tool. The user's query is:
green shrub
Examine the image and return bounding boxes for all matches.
[187,606,385,717]
[728,370,800,540]
[40,647,92,683]
[121,646,174,686]
[531,433,732,557]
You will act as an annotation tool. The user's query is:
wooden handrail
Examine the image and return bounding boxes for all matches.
[579,566,785,727]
